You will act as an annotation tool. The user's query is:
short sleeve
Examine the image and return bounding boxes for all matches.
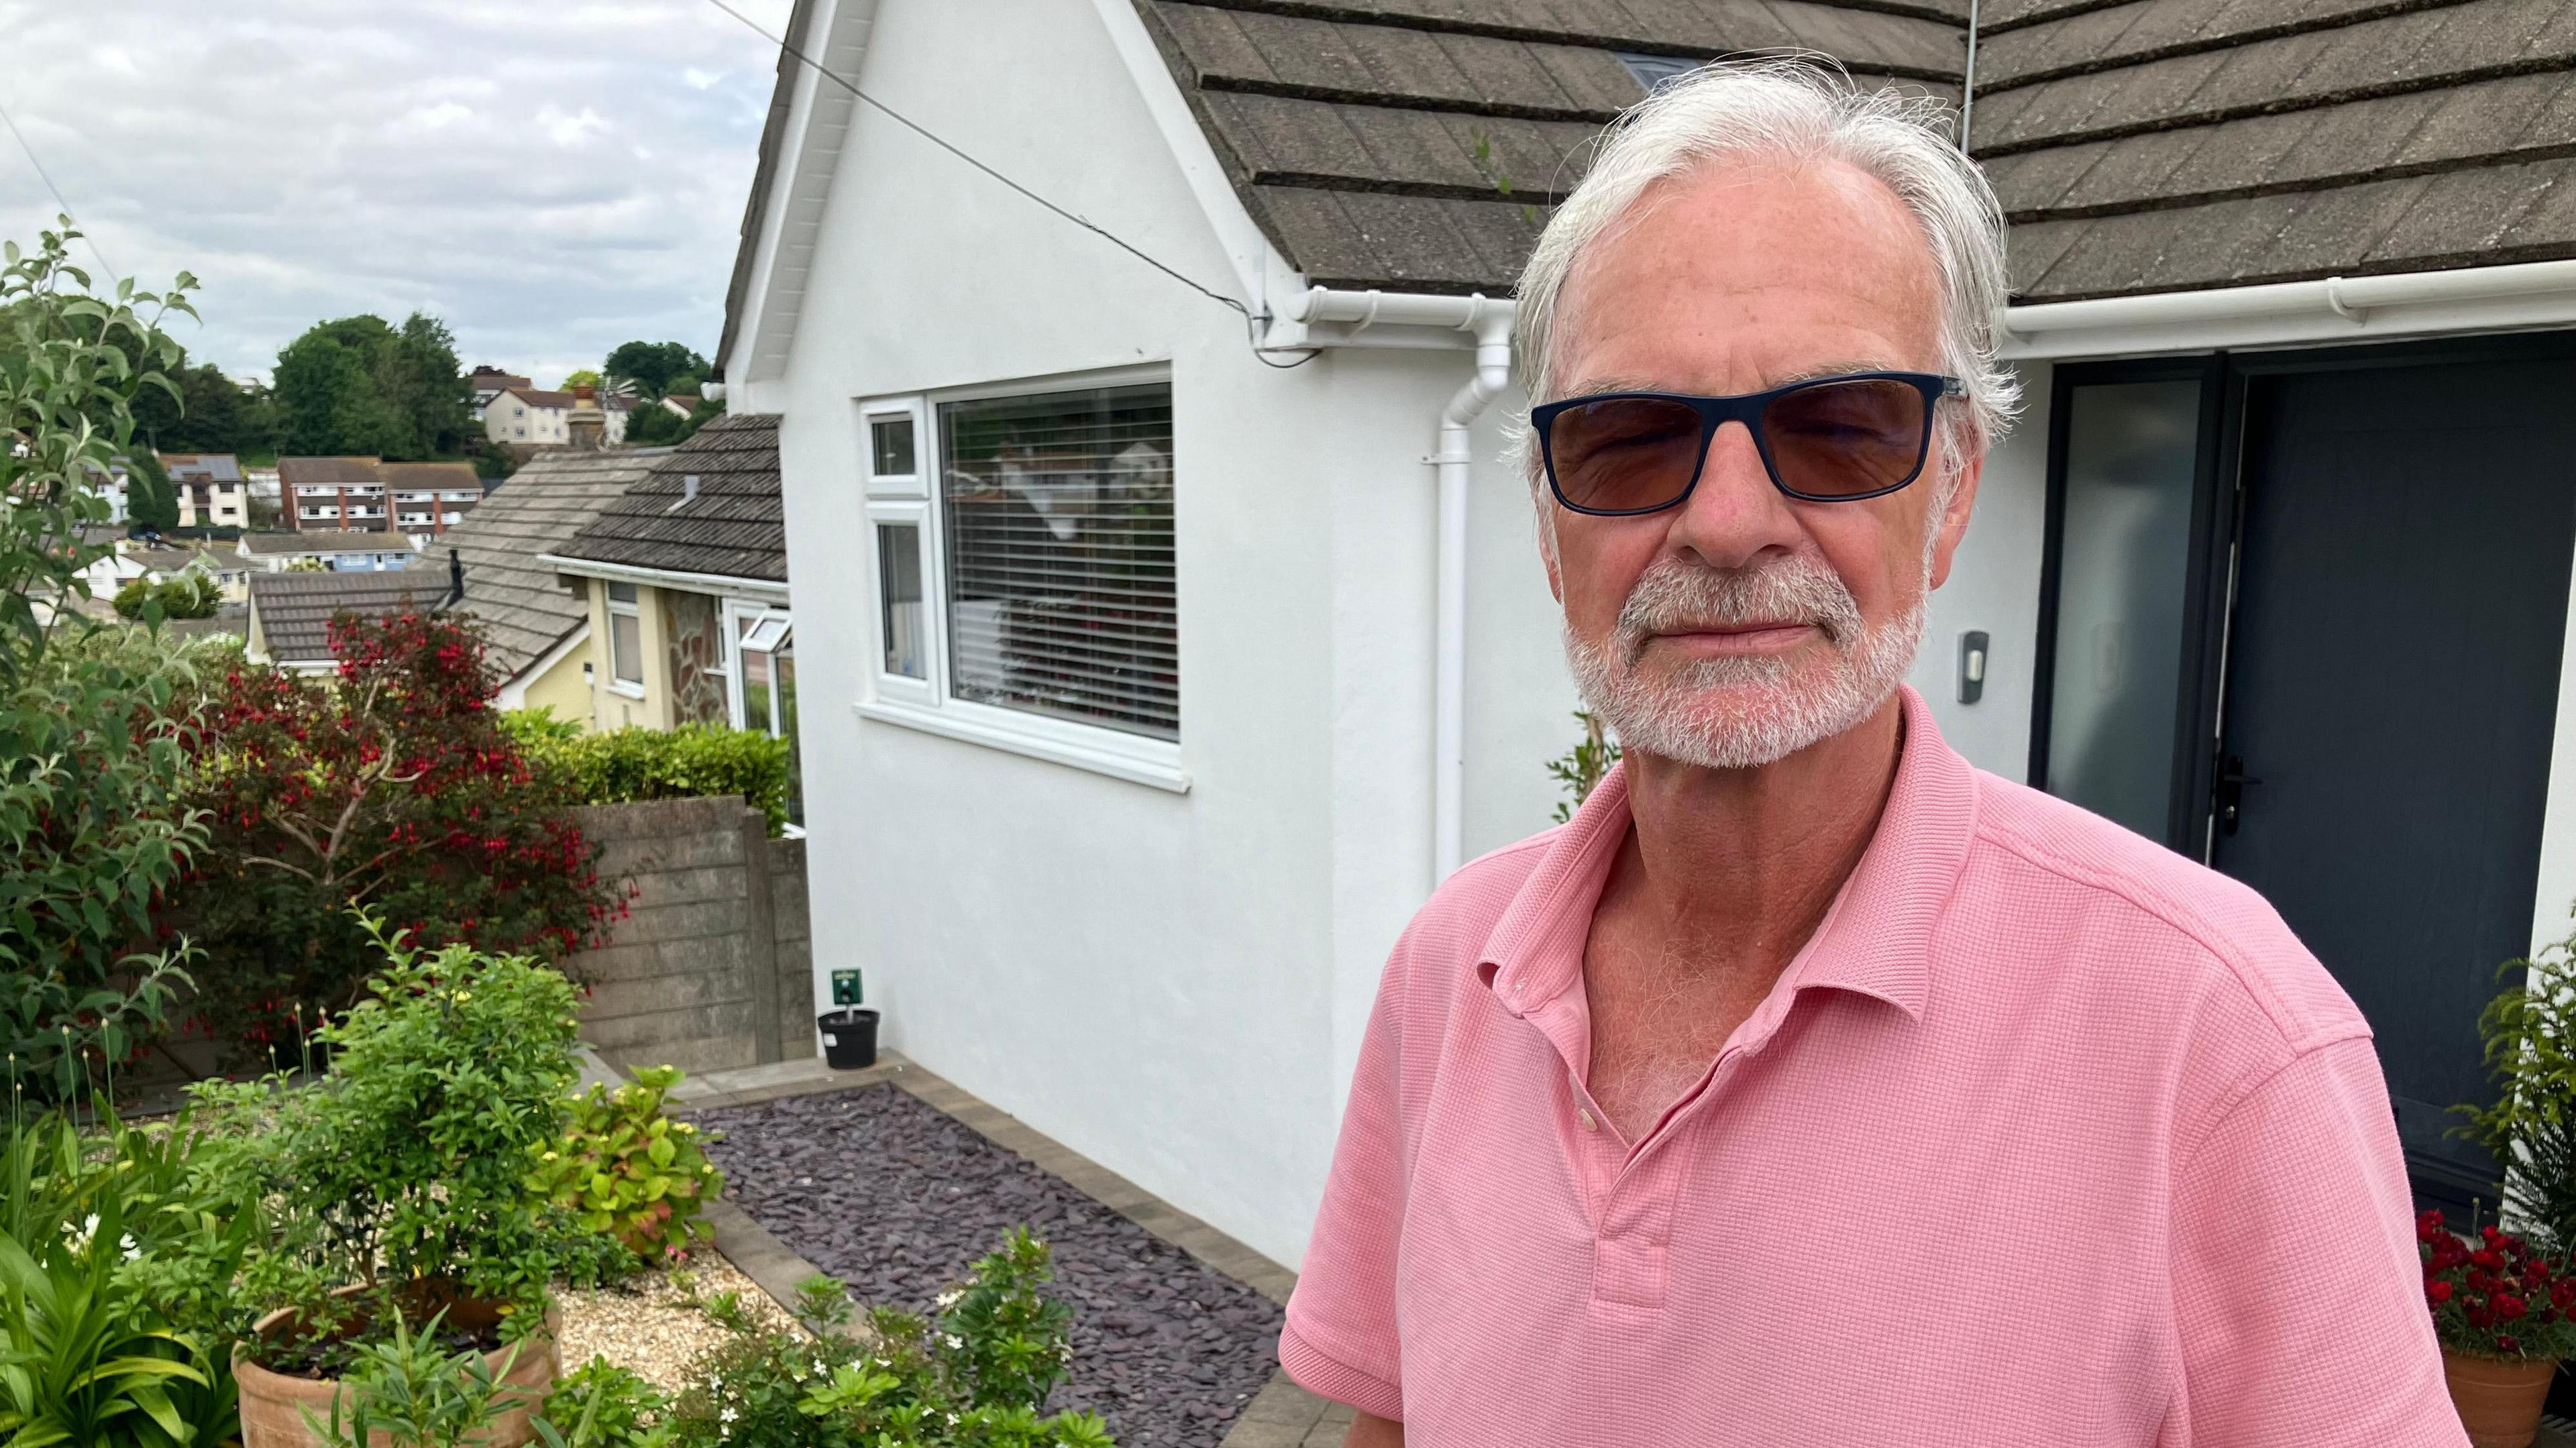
[2169,1035,2465,1447]
[1279,950,1412,1422]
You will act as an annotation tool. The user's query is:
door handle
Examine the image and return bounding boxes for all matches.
[2216,755,2263,836]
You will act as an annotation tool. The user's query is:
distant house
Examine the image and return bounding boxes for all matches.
[161,453,248,529]
[415,446,662,717]
[469,366,534,413]
[484,386,632,449]
[540,413,796,820]
[237,529,421,573]
[245,569,453,674]
[280,457,486,543]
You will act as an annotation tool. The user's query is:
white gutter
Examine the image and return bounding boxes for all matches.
[539,553,794,608]
[2002,258,2576,359]
[1289,286,1518,883]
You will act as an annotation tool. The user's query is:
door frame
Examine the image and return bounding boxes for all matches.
[2031,330,2576,856]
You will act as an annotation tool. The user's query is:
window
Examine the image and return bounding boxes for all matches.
[855,375,1183,790]
[729,606,802,829]
[879,522,925,678]
[606,581,644,692]
[941,383,1176,738]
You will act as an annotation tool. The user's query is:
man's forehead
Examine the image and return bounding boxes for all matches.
[1563,360,1911,398]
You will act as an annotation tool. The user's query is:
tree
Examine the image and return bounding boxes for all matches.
[0,220,212,1096]
[621,399,684,447]
[602,340,708,400]
[123,447,180,531]
[271,311,472,459]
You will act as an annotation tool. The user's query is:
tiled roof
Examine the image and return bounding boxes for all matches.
[278,457,384,486]
[238,529,420,557]
[377,461,484,491]
[1974,0,2576,300]
[502,386,579,410]
[553,413,784,586]
[248,571,449,666]
[410,448,660,680]
[160,453,243,483]
[1129,0,1962,296]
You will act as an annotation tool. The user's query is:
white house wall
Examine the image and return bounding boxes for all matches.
[768,0,1386,1268]
[1911,363,2052,779]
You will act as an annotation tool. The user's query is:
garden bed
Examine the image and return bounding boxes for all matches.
[700,1084,1285,1447]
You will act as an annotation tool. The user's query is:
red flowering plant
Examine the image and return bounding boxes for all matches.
[165,610,627,1065]
[2420,1209,2576,1361]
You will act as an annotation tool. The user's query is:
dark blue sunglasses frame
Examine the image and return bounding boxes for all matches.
[1530,371,1965,514]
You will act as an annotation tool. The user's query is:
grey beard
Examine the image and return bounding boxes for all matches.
[1562,551,1927,771]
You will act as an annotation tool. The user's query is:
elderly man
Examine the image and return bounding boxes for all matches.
[1281,63,2459,1447]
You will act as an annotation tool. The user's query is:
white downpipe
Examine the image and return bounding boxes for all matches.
[1287,286,1518,883]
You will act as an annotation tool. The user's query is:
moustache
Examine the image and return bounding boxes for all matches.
[1615,555,1864,659]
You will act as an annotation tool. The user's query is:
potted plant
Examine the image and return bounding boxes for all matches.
[196,917,629,1448]
[2422,1211,2576,1446]
[2440,928,2576,1446]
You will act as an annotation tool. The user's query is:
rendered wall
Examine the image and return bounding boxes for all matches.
[514,632,595,727]
[1913,362,2052,779]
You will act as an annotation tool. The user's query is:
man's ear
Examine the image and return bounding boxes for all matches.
[1927,452,1982,591]
[1538,494,1564,602]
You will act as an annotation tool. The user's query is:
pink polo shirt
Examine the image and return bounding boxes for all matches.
[1283,689,2462,1446]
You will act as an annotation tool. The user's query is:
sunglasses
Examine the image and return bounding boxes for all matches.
[1530,372,1963,515]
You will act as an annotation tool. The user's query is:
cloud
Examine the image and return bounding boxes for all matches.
[0,0,797,386]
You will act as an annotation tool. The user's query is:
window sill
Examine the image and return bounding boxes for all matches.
[605,680,646,700]
[854,700,1190,793]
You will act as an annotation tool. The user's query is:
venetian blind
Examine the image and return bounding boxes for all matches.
[938,383,1177,740]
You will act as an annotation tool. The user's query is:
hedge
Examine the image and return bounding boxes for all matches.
[502,711,793,834]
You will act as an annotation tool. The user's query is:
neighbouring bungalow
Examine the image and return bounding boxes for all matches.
[415,445,663,716]
[236,529,421,573]
[245,567,455,674]
[722,0,2576,1260]
[541,412,799,823]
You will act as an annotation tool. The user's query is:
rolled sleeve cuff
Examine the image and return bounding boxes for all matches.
[1279,1320,1403,1422]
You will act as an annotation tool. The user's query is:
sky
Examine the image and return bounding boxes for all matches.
[0,0,798,388]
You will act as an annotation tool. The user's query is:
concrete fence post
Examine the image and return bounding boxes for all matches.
[739,803,783,1066]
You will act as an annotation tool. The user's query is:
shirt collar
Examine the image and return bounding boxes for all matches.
[1477,686,1978,1024]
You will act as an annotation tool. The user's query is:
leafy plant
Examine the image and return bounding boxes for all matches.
[112,571,221,622]
[656,1235,1110,1448]
[534,1065,724,1267]
[189,918,629,1371]
[2457,925,2576,1260]
[0,1187,225,1448]
[0,223,211,1096]
[306,1311,539,1448]
[534,1359,672,1448]
[171,612,623,1062]
[503,713,794,836]
[1544,710,1622,824]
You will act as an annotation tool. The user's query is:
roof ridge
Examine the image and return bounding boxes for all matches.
[1162,0,1968,43]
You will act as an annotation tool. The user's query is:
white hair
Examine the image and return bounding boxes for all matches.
[1511,60,2019,504]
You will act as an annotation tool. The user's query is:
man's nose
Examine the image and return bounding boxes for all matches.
[1666,419,1806,572]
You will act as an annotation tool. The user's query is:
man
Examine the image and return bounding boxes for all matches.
[1281,63,2461,1447]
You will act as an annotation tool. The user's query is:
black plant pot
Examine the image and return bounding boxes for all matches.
[817,1008,878,1070]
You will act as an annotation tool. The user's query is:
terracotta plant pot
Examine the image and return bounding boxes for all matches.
[233,1286,561,1448]
[2443,1349,2559,1448]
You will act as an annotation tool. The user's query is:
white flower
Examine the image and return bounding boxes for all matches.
[720,1408,737,1424]
[119,1233,140,1262]
[944,1334,963,1350]
[62,1214,98,1251]
[934,1289,963,1309]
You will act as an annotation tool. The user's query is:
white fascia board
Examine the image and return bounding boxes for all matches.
[737,0,880,387]
[2001,260,2576,361]
[1089,0,1283,313]
[497,621,590,710]
[538,553,793,608]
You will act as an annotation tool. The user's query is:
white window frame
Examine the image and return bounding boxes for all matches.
[722,600,790,735]
[850,368,1187,793]
[604,581,646,698]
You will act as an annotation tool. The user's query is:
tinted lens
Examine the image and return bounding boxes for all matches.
[1760,378,1931,498]
[1545,397,1707,513]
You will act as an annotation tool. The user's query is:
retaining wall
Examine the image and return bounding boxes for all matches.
[568,796,816,1074]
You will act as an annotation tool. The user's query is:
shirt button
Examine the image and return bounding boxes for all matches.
[1578,1108,1599,1133]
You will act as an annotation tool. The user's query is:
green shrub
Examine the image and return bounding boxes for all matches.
[533,1065,723,1268]
[535,1359,672,1448]
[504,714,792,836]
[111,571,221,621]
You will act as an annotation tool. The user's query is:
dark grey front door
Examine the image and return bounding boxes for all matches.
[2209,357,2576,1197]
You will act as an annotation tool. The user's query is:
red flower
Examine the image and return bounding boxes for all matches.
[2429,1280,2455,1304]
[2472,1249,2502,1270]
[2470,1306,2497,1329]
[2500,1335,2521,1354]
[2498,1294,2530,1321]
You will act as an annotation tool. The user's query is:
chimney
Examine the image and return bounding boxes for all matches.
[444,547,464,608]
[568,382,606,451]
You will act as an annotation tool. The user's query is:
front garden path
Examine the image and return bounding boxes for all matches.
[657,1052,1349,1448]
